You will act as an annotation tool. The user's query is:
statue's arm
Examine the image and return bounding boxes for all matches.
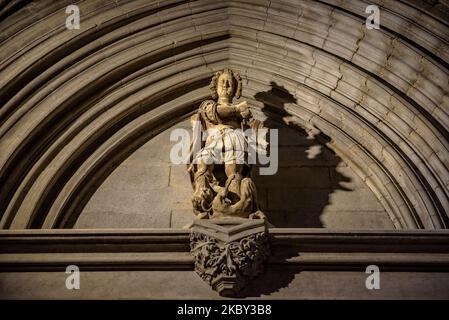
[216,104,240,118]
[217,101,250,119]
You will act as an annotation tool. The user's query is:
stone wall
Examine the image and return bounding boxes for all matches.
[2,270,449,299]
[1,228,448,299]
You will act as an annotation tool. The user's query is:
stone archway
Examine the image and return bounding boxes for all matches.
[0,0,448,230]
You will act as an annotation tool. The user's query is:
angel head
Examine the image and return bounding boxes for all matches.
[209,68,242,101]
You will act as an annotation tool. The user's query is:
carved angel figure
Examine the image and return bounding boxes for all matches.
[187,68,265,219]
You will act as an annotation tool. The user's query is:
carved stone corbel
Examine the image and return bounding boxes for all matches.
[190,218,270,296]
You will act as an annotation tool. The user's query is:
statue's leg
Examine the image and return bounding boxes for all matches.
[224,162,243,203]
[192,160,215,218]
[195,159,214,178]
[237,178,265,219]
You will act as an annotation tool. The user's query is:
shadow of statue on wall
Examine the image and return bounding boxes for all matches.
[235,81,353,298]
[251,81,352,228]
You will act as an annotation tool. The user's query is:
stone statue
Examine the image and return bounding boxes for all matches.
[187,69,265,220]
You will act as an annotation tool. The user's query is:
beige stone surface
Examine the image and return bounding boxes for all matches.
[1,270,448,299]
[76,119,194,229]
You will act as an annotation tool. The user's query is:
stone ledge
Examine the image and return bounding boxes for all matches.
[1,228,448,271]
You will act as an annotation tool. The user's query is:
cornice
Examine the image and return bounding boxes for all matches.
[1,228,448,271]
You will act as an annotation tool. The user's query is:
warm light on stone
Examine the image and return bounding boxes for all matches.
[0,0,448,300]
